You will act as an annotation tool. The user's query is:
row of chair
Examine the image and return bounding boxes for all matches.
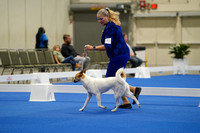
[0,48,145,75]
[0,49,71,75]
[87,51,109,69]
[87,50,140,69]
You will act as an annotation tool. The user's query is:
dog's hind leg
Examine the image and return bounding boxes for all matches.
[79,93,92,111]
[111,96,120,112]
[96,93,107,109]
[126,93,140,108]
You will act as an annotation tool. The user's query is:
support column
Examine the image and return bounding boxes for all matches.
[176,15,182,45]
[133,17,137,46]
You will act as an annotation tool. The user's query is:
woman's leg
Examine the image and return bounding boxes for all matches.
[129,85,136,94]
[120,84,142,108]
[106,54,141,108]
[106,54,129,77]
[121,97,130,104]
[121,86,135,105]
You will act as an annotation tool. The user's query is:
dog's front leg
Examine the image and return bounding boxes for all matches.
[111,96,120,112]
[79,93,92,111]
[96,93,107,109]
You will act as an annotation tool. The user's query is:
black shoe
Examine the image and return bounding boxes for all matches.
[129,73,135,77]
[118,103,132,109]
[132,87,142,105]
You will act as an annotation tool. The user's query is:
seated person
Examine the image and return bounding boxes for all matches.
[123,33,143,68]
[53,45,81,71]
[61,34,90,69]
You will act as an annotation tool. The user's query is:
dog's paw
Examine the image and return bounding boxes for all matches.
[79,108,84,111]
[111,109,117,112]
[99,106,107,109]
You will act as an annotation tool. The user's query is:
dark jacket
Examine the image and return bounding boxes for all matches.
[61,43,79,58]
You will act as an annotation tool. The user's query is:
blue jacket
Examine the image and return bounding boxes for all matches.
[39,33,48,48]
[101,21,129,59]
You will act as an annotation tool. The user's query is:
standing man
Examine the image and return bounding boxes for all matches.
[61,34,90,69]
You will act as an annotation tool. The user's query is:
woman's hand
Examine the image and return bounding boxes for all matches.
[84,44,93,51]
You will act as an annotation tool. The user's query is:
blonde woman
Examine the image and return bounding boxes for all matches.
[53,45,81,71]
[84,8,141,108]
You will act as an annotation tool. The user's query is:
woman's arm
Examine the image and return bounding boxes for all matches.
[84,44,106,51]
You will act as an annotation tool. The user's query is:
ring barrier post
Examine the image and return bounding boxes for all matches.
[87,69,102,78]
[135,67,151,78]
[0,66,200,106]
[29,73,55,102]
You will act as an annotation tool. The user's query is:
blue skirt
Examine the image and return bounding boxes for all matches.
[106,53,129,77]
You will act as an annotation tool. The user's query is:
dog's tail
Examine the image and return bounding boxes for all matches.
[115,68,126,83]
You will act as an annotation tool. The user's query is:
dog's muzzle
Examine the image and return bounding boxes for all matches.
[73,78,79,83]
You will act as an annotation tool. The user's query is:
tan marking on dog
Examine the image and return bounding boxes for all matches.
[74,70,85,82]
[121,72,126,78]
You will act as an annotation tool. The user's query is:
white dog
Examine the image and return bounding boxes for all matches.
[73,68,140,112]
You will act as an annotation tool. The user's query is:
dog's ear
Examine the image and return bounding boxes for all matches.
[80,69,84,74]
[83,69,86,74]
[80,69,86,74]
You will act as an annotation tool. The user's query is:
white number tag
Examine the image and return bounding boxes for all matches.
[105,38,111,44]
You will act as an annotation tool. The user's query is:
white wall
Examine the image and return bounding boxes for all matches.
[133,14,200,66]
[182,17,200,44]
[0,0,72,49]
[131,0,200,66]
[135,17,176,44]
[0,0,9,48]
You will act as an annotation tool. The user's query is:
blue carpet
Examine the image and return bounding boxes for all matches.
[54,75,200,88]
[0,92,200,133]
[1,75,200,133]
[127,75,200,88]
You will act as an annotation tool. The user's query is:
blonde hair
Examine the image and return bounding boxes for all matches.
[97,8,121,26]
[53,45,60,52]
